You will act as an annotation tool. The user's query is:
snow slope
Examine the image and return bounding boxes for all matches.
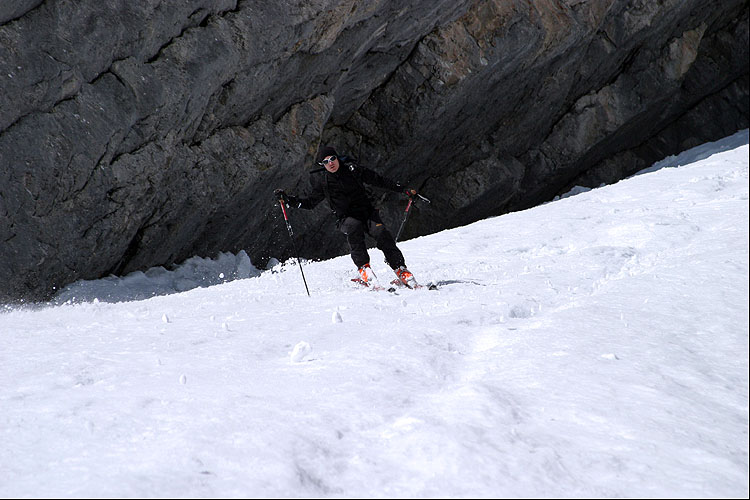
[1,130,748,498]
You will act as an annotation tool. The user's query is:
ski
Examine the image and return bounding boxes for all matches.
[389,279,439,291]
[350,271,440,292]
[351,278,397,293]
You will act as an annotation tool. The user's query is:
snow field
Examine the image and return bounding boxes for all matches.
[1,131,747,498]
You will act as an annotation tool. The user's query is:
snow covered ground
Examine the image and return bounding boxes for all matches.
[1,130,748,498]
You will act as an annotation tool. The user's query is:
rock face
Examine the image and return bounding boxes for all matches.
[1,0,747,303]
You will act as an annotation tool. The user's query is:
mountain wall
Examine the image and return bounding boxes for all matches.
[1,0,748,302]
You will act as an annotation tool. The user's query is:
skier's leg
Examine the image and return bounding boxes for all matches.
[367,213,405,269]
[338,217,370,268]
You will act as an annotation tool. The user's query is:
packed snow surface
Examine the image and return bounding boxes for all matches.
[1,131,748,498]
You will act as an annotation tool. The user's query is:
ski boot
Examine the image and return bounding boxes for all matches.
[394,266,419,289]
[352,263,378,287]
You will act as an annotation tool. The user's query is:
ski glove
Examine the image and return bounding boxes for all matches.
[404,188,418,197]
[275,189,300,208]
[285,195,300,207]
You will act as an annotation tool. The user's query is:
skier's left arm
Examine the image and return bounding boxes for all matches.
[356,165,418,197]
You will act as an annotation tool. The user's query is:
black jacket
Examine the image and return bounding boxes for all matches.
[297,156,404,221]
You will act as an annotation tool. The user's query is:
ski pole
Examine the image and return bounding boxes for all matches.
[277,196,310,296]
[395,193,430,242]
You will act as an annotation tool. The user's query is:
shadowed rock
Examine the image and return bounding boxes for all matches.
[1,0,747,302]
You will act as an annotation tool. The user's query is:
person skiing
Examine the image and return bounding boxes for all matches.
[274,145,420,288]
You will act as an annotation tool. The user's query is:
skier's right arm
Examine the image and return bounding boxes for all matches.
[274,174,325,210]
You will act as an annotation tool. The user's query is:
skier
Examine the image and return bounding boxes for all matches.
[274,145,420,288]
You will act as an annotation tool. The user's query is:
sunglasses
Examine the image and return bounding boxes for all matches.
[319,155,337,166]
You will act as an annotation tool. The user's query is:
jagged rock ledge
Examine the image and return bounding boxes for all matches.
[1,0,747,302]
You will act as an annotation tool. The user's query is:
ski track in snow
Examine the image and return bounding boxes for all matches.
[0,131,748,498]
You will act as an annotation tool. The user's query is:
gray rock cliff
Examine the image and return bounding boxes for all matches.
[1,0,748,302]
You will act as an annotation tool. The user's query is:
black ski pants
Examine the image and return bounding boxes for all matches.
[338,212,405,270]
